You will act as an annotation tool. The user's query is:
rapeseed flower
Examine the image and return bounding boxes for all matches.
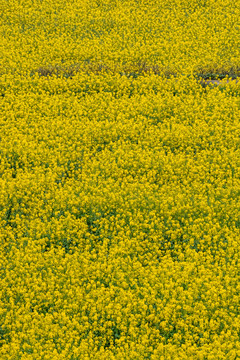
[0,0,240,359]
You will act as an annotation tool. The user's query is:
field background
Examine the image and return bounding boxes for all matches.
[0,0,240,359]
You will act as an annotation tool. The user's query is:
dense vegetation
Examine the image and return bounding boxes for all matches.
[0,0,240,359]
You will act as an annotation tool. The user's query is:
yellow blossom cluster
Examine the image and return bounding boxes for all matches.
[1,0,240,77]
[1,0,240,359]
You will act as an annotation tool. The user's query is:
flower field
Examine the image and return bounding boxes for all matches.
[1,0,240,359]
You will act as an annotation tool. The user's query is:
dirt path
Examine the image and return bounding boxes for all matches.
[200,79,239,87]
